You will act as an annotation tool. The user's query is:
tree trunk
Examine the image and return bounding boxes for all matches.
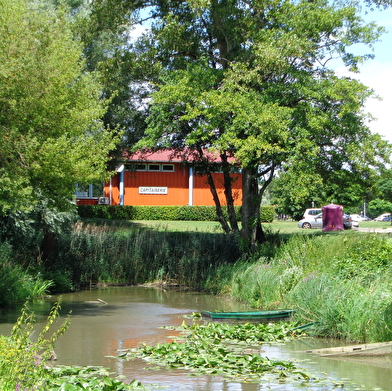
[41,229,56,267]
[196,147,234,233]
[205,170,232,233]
[240,167,266,250]
[221,153,239,232]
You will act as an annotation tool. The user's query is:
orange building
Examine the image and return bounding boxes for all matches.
[94,150,243,206]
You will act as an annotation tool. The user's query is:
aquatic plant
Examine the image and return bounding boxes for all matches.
[46,366,145,390]
[119,321,313,384]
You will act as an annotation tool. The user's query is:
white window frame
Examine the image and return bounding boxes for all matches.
[135,163,147,171]
[127,163,175,172]
[162,164,174,172]
[148,163,161,171]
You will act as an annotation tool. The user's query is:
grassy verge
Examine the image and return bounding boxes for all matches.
[0,242,53,307]
[83,218,392,234]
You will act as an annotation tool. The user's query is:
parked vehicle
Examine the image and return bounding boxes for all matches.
[298,213,352,229]
[343,214,353,229]
[374,213,391,221]
[298,213,323,229]
[302,208,322,220]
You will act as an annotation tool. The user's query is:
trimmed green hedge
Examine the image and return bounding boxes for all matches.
[77,205,275,223]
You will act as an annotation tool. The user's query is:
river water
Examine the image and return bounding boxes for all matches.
[0,286,391,391]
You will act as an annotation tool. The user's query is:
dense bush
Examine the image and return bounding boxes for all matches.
[77,204,275,222]
[260,205,275,223]
[0,301,69,390]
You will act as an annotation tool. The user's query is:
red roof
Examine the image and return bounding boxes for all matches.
[125,149,237,163]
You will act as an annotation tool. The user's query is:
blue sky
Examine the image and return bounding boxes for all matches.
[334,7,392,143]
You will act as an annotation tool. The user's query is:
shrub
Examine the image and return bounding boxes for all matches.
[0,300,70,390]
[77,204,274,222]
[0,301,142,390]
[212,232,392,342]
[285,274,392,342]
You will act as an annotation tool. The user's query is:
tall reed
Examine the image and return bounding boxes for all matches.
[223,232,392,342]
[0,242,52,307]
[54,222,242,290]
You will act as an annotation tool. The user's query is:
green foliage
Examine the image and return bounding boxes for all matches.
[331,235,392,280]
[374,170,392,203]
[220,232,392,342]
[130,0,391,247]
[77,205,274,222]
[0,242,53,307]
[121,321,312,384]
[367,198,392,218]
[0,198,78,256]
[0,0,120,214]
[0,300,70,390]
[0,300,141,390]
[285,273,392,342]
[259,205,275,223]
[46,366,145,390]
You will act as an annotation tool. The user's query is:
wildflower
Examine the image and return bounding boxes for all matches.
[34,355,42,365]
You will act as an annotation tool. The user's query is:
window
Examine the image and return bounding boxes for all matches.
[125,163,175,172]
[75,184,89,198]
[135,164,147,171]
[162,164,174,172]
[75,182,103,198]
[148,164,161,171]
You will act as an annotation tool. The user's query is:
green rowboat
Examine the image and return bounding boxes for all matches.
[201,309,295,322]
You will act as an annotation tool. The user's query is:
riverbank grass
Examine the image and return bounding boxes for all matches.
[222,232,392,342]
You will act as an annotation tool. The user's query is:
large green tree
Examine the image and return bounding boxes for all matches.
[129,0,391,249]
[0,0,120,213]
[270,132,389,220]
[57,0,152,149]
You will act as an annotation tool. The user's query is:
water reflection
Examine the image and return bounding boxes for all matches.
[0,286,391,390]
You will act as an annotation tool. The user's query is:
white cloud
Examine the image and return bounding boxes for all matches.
[335,60,392,143]
[359,62,392,142]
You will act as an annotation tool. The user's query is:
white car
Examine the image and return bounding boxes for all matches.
[298,213,353,229]
[375,213,391,221]
[301,208,322,220]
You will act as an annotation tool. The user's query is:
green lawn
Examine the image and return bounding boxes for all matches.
[82,218,392,234]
